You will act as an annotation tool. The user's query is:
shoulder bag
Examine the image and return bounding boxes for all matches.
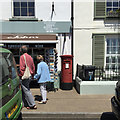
[22,55,31,80]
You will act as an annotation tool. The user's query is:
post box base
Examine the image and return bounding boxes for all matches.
[61,83,73,90]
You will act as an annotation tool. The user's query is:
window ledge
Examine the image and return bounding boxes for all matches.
[105,16,120,20]
[9,17,38,21]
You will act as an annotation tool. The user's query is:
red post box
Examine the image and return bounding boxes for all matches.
[60,55,73,90]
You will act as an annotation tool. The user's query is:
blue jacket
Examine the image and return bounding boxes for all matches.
[34,61,51,83]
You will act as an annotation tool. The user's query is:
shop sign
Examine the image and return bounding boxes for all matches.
[4,43,55,48]
[1,34,56,40]
[4,44,43,48]
[7,35,39,39]
[44,21,58,32]
[43,21,58,33]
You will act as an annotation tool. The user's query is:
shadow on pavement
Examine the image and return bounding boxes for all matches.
[34,95,42,102]
[100,112,118,120]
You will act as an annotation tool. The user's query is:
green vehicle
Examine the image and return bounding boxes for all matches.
[0,48,22,119]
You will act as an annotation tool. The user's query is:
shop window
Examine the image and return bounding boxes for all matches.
[13,0,35,17]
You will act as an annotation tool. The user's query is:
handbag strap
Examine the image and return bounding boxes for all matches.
[23,55,28,67]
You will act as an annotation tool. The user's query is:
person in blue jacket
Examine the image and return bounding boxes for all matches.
[34,55,51,104]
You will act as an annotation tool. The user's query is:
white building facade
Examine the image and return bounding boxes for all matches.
[74,0,120,78]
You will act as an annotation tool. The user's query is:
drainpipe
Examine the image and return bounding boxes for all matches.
[71,0,74,81]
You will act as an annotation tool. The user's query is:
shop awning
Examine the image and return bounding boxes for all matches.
[0,21,71,34]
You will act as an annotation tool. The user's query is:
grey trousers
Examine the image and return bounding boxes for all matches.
[21,78,35,107]
[40,83,47,102]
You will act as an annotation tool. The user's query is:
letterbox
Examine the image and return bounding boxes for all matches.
[60,55,73,90]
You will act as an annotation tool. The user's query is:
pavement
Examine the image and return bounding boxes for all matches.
[21,87,114,119]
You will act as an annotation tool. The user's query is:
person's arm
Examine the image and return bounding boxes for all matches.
[19,56,25,76]
[32,59,35,75]
[34,63,41,79]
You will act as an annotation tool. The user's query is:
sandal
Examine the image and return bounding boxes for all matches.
[26,105,37,109]
[38,101,47,104]
[31,105,37,109]
[26,107,30,109]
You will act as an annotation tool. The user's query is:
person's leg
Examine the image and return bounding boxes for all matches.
[21,78,36,108]
[39,83,47,103]
[42,83,47,102]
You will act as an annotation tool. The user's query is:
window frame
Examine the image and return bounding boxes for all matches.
[105,35,120,70]
[106,0,120,18]
[92,34,120,70]
[94,0,120,18]
[12,0,35,18]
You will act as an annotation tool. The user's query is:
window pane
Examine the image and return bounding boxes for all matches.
[14,2,20,7]
[119,1,120,7]
[14,8,20,16]
[2,57,9,78]
[107,8,112,12]
[118,47,120,54]
[21,2,27,7]
[118,39,120,46]
[112,64,115,70]
[111,47,116,54]
[107,2,112,7]
[118,65,120,69]
[112,57,116,63]
[106,57,110,63]
[113,2,118,7]
[107,39,110,46]
[118,57,120,63]
[107,47,111,54]
[28,8,34,16]
[113,8,118,11]
[21,8,27,16]
[28,2,34,7]
[111,39,116,46]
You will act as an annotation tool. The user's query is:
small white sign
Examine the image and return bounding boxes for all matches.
[65,63,69,69]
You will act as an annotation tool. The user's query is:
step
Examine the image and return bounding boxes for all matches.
[75,77,117,95]
[22,112,101,120]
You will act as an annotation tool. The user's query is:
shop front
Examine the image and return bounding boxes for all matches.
[2,34,59,83]
[0,21,72,89]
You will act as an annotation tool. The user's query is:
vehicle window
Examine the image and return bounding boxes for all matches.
[0,54,9,85]
[0,53,18,85]
[5,53,18,79]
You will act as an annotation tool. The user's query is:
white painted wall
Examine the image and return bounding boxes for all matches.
[74,1,119,78]
[57,34,72,71]
[0,1,11,20]
[0,0,71,21]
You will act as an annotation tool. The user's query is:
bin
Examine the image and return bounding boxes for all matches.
[82,65,95,81]
[60,55,73,90]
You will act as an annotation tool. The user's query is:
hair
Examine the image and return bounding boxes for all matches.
[20,45,28,53]
[37,55,44,62]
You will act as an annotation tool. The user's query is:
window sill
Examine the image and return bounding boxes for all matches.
[9,17,38,21]
[94,16,120,20]
[105,16,120,20]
